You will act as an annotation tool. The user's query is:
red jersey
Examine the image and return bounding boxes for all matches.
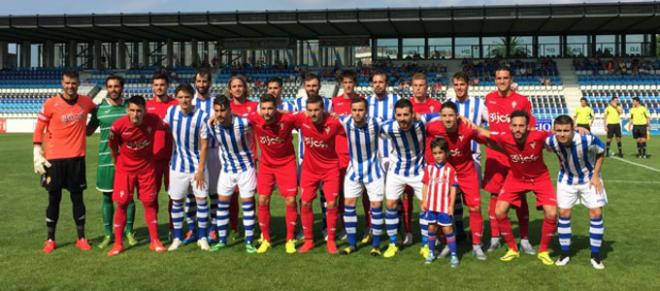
[34,94,96,160]
[411,97,441,114]
[231,99,259,117]
[425,121,485,173]
[490,130,552,180]
[146,96,177,161]
[331,95,356,168]
[484,91,536,165]
[292,112,345,172]
[423,162,458,213]
[247,112,297,167]
[109,114,166,174]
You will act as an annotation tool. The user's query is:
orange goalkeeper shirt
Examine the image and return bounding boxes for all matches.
[33,94,96,160]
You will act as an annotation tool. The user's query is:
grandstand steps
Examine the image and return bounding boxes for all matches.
[556,58,583,116]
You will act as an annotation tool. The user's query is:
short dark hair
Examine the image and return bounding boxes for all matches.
[441,101,458,113]
[350,97,367,108]
[306,94,324,108]
[452,71,469,84]
[175,83,194,96]
[339,70,357,83]
[267,77,282,87]
[580,97,587,102]
[213,94,231,109]
[553,115,574,127]
[303,73,320,83]
[127,95,146,108]
[370,70,388,83]
[430,137,449,152]
[495,65,513,77]
[105,75,125,87]
[394,98,413,112]
[152,72,170,85]
[632,96,641,103]
[610,96,618,101]
[510,110,530,125]
[195,67,212,82]
[62,70,79,80]
[259,94,277,106]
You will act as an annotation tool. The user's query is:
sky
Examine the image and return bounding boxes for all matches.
[1,0,645,15]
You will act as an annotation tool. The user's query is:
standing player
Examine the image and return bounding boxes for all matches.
[33,71,95,253]
[86,75,137,249]
[603,97,624,157]
[267,77,296,112]
[574,97,594,131]
[106,95,167,256]
[628,97,650,159]
[164,84,211,251]
[207,95,258,253]
[483,66,534,254]
[546,115,607,269]
[249,95,299,254]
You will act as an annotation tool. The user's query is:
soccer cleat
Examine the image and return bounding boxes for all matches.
[98,236,112,249]
[209,242,226,252]
[473,245,487,260]
[125,232,138,246]
[383,244,399,258]
[182,230,197,245]
[419,245,430,258]
[370,248,382,257]
[555,254,570,266]
[520,239,536,255]
[245,243,257,254]
[450,255,460,268]
[424,253,436,265]
[208,231,218,244]
[537,251,554,265]
[43,239,56,254]
[75,238,92,251]
[402,232,413,246]
[439,245,451,258]
[326,240,338,254]
[591,258,605,270]
[360,232,372,245]
[256,240,271,254]
[500,249,520,262]
[298,240,314,253]
[342,246,356,255]
[168,238,183,251]
[285,240,297,254]
[487,237,501,252]
[149,240,166,253]
[107,244,123,257]
[197,238,210,251]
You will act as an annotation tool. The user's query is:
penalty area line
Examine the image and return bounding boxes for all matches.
[610,157,660,173]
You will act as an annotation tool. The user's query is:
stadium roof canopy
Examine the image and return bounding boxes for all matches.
[1,2,659,42]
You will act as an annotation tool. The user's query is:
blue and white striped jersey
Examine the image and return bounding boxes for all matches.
[294,95,332,163]
[367,93,400,159]
[164,106,209,173]
[449,96,488,154]
[277,100,297,112]
[194,93,217,148]
[340,116,384,183]
[208,115,255,174]
[545,133,605,185]
[379,119,426,177]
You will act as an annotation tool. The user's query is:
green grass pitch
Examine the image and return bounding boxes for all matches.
[0,133,659,290]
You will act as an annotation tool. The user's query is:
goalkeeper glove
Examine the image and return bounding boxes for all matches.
[33,144,51,175]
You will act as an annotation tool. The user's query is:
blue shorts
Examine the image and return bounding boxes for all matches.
[425,211,453,226]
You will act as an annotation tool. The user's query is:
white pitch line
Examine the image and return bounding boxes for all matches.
[604,179,660,184]
[610,156,660,173]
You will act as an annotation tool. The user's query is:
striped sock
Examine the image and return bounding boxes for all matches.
[558,216,572,254]
[419,213,429,245]
[209,194,218,234]
[184,194,197,234]
[371,207,383,248]
[385,208,399,244]
[589,217,604,254]
[446,232,457,256]
[427,230,436,253]
[242,201,255,245]
[171,200,184,240]
[196,199,208,239]
[343,205,357,247]
[216,201,230,244]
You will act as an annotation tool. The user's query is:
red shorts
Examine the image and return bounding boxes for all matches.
[457,169,481,207]
[498,173,557,208]
[257,161,298,197]
[483,158,509,194]
[300,167,339,203]
[153,160,169,193]
[113,168,157,205]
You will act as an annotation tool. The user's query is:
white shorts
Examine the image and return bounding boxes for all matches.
[168,170,209,200]
[385,171,423,201]
[344,177,385,202]
[557,181,608,209]
[217,167,257,198]
[206,147,221,194]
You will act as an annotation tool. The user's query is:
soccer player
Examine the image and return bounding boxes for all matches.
[604,96,624,157]
[267,77,296,112]
[483,66,534,254]
[294,94,344,254]
[545,115,607,269]
[106,95,168,256]
[380,99,426,258]
[86,75,137,249]
[480,110,557,265]
[424,101,487,260]
[33,70,95,253]
[206,95,258,253]
[249,94,299,254]
[574,97,594,131]
[628,97,651,159]
[421,137,459,268]
[338,97,385,256]
[164,84,211,251]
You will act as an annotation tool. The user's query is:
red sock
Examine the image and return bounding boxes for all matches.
[257,205,271,242]
[488,195,500,237]
[326,207,338,242]
[301,205,314,241]
[143,202,159,241]
[469,210,484,245]
[114,205,127,245]
[516,198,530,239]
[402,190,413,233]
[539,218,557,252]
[361,194,371,228]
[285,204,298,241]
[497,215,518,251]
[229,191,239,232]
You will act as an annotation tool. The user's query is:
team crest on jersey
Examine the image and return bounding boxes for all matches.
[530,142,536,149]
[430,106,435,111]
[512,101,518,108]
[459,135,464,141]
[279,123,285,130]
[325,126,330,134]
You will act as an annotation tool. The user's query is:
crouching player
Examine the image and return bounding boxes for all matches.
[546,115,607,269]
[106,95,167,256]
[421,137,459,268]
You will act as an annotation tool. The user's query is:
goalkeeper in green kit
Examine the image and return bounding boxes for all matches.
[86,75,138,248]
